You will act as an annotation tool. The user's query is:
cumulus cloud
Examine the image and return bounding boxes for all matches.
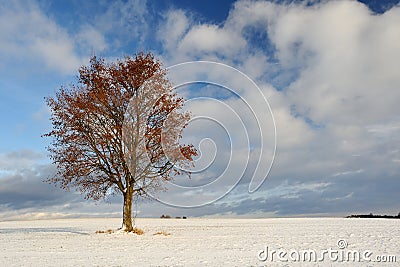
[0,150,70,209]
[273,2,400,126]
[75,25,107,53]
[0,0,82,74]
[0,149,124,220]
[0,150,46,171]
[157,8,247,63]
[155,0,400,215]
[157,9,191,52]
[178,24,246,57]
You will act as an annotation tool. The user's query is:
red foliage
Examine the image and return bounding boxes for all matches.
[44,52,197,205]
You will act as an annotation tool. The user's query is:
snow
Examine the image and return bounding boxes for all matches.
[0,218,398,266]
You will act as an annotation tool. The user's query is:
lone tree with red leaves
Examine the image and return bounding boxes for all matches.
[44,53,197,231]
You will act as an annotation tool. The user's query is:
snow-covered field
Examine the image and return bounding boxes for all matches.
[0,217,398,266]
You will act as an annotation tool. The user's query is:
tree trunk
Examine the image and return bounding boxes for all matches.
[122,190,134,232]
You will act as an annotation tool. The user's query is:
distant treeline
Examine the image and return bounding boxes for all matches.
[347,212,400,219]
[160,214,187,219]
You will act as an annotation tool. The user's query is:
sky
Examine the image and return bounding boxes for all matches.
[0,0,400,220]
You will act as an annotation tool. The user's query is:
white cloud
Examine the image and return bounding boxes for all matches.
[0,150,46,172]
[0,0,82,74]
[332,169,364,177]
[178,24,246,57]
[266,1,400,125]
[159,0,400,128]
[158,9,191,52]
[32,104,51,123]
[76,25,107,53]
[155,0,400,214]
[158,8,247,63]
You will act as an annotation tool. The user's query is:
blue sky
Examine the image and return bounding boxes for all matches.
[0,0,400,220]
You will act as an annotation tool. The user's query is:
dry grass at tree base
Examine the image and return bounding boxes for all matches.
[153,231,171,236]
[131,227,144,235]
[95,229,114,234]
[95,227,144,235]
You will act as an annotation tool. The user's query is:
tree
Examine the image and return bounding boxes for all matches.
[44,52,197,231]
